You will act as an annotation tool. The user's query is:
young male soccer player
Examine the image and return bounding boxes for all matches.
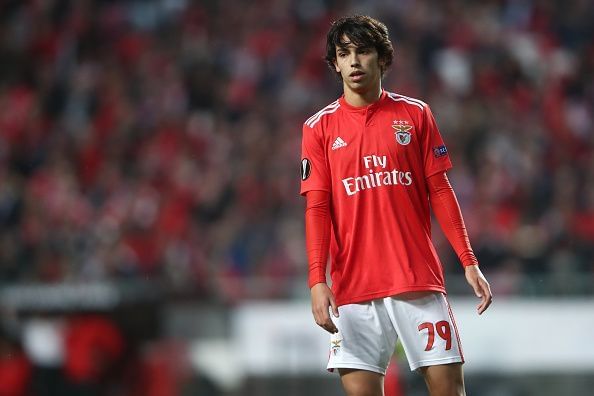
[300,16,492,396]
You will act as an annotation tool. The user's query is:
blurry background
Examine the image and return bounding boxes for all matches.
[0,0,593,395]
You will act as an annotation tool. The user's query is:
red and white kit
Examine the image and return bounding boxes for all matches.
[301,90,453,306]
[300,90,465,372]
[328,293,463,373]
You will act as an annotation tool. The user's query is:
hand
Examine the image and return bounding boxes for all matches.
[464,264,493,315]
[310,283,339,333]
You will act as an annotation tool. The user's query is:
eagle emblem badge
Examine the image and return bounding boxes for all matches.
[392,120,413,145]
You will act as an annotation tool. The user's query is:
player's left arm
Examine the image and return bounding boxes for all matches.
[427,171,493,315]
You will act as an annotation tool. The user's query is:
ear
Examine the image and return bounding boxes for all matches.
[334,59,340,73]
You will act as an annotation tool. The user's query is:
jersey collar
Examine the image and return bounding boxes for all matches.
[338,89,388,112]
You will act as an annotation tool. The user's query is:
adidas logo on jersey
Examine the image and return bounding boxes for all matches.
[332,137,348,150]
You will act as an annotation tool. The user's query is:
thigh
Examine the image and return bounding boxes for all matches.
[386,293,464,371]
[339,368,384,396]
[327,300,398,375]
[419,363,465,396]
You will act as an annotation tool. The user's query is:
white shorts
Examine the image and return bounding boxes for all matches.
[327,292,463,374]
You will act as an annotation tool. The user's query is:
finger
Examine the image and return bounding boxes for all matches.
[477,283,493,315]
[323,318,338,334]
[315,306,332,326]
[313,311,321,327]
[329,296,339,318]
[318,306,338,333]
[313,305,338,333]
[477,298,487,314]
[315,306,329,325]
[312,306,323,326]
[477,290,488,314]
[483,296,493,312]
[478,297,491,314]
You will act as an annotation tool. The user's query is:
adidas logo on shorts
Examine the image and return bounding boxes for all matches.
[332,137,348,150]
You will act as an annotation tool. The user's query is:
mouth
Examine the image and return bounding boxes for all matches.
[349,70,365,82]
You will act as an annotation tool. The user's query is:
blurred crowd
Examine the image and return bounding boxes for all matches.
[0,0,593,303]
[0,1,593,395]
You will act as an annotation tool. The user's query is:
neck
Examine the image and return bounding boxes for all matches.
[343,82,382,107]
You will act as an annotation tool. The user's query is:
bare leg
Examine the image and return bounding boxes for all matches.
[419,363,465,396]
[338,369,385,396]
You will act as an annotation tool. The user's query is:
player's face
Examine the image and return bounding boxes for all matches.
[334,37,383,94]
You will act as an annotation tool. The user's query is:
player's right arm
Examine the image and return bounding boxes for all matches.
[305,190,339,334]
[301,114,338,333]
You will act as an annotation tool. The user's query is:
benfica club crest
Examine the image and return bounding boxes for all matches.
[392,120,412,145]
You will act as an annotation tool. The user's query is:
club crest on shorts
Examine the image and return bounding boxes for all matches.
[392,120,413,145]
[331,339,342,356]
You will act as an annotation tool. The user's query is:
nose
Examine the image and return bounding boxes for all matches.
[350,53,360,67]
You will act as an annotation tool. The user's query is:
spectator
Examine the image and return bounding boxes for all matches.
[0,0,592,298]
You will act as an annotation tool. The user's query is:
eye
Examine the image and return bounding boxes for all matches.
[338,52,348,58]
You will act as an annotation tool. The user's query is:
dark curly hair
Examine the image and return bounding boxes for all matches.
[325,15,394,79]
